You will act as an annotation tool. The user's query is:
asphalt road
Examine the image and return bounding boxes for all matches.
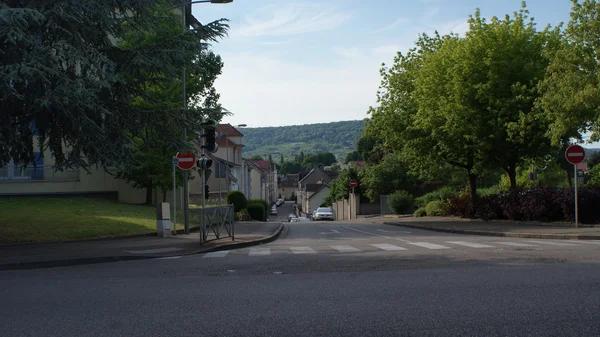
[2,215,600,337]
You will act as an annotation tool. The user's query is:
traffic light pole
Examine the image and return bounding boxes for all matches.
[200,166,206,243]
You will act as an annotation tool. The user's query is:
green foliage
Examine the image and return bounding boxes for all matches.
[247,204,265,222]
[497,160,570,190]
[247,199,269,220]
[413,208,427,217]
[242,120,366,162]
[361,153,419,202]
[425,200,445,217]
[415,187,459,208]
[0,1,228,169]
[477,185,505,197]
[344,151,363,163]
[387,190,414,214]
[226,191,248,212]
[587,165,600,187]
[325,167,360,204]
[235,208,249,221]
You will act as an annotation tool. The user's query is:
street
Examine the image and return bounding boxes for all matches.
[2,215,600,336]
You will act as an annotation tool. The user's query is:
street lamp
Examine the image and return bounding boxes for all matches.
[177,0,233,234]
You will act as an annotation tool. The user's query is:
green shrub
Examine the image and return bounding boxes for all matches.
[415,186,458,208]
[235,208,249,221]
[226,191,248,212]
[388,190,414,214]
[425,200,445,216]
[247,199,269,221]
[477,185,504,197]
[247,204,265,221]
[413,207,427,217]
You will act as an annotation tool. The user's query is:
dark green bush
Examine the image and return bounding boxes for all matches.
[247,199,269,221]
[413,207,427,217]
[247,204,265,221]
[425,200,445,216]
[415,186,459,208]
[226,191,248,212]
[388,190,414,214]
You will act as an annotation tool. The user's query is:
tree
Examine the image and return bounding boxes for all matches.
[539,0,600,145]
[344,151,362,163]
[360,153,420,202]
[325,167,360,205]
[0,1,228,170]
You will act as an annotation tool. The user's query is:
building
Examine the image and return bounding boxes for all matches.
[297,167,334,215]
[301,183,330,216]
[249,160,278,203]
[278,174,299,200]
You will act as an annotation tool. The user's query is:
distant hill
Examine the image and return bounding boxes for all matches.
[241,120,367,162]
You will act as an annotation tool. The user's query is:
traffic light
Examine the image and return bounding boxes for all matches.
[204,184,210,199]
[196,157,213,170]
[201,119,218,153]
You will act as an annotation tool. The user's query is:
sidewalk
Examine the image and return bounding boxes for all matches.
[0,221,283,271]
[353,215,600,240]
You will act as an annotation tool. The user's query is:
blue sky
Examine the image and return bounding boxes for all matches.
[192,0,574,129]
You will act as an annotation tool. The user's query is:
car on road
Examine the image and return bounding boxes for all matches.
[287,214,298,222]
[270,205,277,215]
[276,199,284,207]
[313,207,334,221]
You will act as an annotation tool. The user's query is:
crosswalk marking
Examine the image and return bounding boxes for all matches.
[370,244,407,251]
[408,242,451,250]
[290,246,316,254]
[446,241,495,248]
[203,250,230,258]
[331,245,362,253]
[493,242,538,247]
[249,248,271,256]
[525,240,582,247]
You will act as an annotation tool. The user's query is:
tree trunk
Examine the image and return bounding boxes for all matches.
[146,187,152,205]
[162,189,167,203]
[468,172,478,202]
[566,168,573,188]
[508,165,517,190]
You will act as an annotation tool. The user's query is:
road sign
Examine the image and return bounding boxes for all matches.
[565,145,586,164]
[176,151,195,170]
[349,179,358,188]
[172,157,179,166]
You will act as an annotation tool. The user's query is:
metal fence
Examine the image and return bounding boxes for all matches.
[191,204,235,242]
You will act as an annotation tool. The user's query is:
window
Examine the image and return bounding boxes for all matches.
[215,162,227,178]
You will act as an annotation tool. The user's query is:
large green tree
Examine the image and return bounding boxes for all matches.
[0,0,227,170]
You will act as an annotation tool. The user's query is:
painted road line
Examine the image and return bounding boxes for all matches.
[202,251,230,258]
[331,245,362,253]
[156,256,181,260]
[377,229,412,234]
[493,242,538,247]
[290,246,317,254]
[249,248,271,256]
[446,241,495,248]
[343,225,412,243]
[408,242,451,250]
[524,240,582,247]
[125,247,184,254]
[370,244,407,251]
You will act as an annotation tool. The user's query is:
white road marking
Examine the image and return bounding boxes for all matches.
[249,248,271,256]
[331,245,362,253]
[342,226,392,239]
[573,240,600,245]
[446,241,495,248]
[156,256,181,260]
[202,250,230,258]
[370,244,407,251]
[493,242,538,247]
[408,242,451,250]
[318,229,341,234]
[125,247,183,254]
[525,240,582,247]
[377,229,412,234]
[290,246,316,254]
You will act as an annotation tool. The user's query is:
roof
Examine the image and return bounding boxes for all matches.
[306,183,327,193]
[308,184,329,197]
[216,137,244,148]
[324,170,339,179]
[217,124,244,137]
[252,160,275,171]
[286,174,300,183]
[279,180,297,188]
[350,160,366,169]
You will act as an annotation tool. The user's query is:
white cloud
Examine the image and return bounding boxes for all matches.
[215,52,382,127]
[259,40,292,46]
[232,3,352,38]
[373,17,409,33]
[434,19,470,36]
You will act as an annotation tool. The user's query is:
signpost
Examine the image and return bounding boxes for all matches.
[176,151,196,171]
[565,145,586,227]
[174,152,196,234]
[349,179,358,194]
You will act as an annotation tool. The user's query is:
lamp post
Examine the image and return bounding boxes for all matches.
[175,0,233,234]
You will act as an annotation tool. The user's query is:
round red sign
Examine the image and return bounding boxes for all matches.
[349,179,358,188]
[176,151,196,170]
[565,145,586,165]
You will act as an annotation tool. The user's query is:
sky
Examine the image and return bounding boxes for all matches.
[192,0,574,129]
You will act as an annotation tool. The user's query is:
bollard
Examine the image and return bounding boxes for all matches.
[156,202,172,237]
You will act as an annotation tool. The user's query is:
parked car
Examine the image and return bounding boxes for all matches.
[270,205,277,215]
[276,199,285,207]
[291,217,311,222]
[313,207,334,221]
[287,214,298,222]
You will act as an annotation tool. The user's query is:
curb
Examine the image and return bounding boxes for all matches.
[384,222,600,240]
[0,223,285,271]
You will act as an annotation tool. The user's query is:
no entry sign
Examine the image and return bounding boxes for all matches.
[565,145,586,164]
[176,151,196,170]
[349,179,358,188]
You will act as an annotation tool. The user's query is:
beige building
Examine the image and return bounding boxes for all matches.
[301,184,330,217]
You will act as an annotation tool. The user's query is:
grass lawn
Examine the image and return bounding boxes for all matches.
[0,197,193,243]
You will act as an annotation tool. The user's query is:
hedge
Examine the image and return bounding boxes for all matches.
[248,199,269,221]
[444,187,600,224]
[226,191,247,212]
[247,204,265,221]
[388,190,414,214]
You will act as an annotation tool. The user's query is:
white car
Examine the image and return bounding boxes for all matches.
[270,205,277,215]
[276,199,284,207]
[313,207,334,221]
[290,217,311,222]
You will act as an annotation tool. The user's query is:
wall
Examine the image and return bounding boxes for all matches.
[379,195,394,214]
[307,187,329,215]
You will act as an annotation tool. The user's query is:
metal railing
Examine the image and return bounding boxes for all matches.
[0,166,80,182]
[191,204,235,243]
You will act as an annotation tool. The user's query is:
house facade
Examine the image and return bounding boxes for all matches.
[301,183,330,216]
[297,167,334,214]
[278,174,299,200]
